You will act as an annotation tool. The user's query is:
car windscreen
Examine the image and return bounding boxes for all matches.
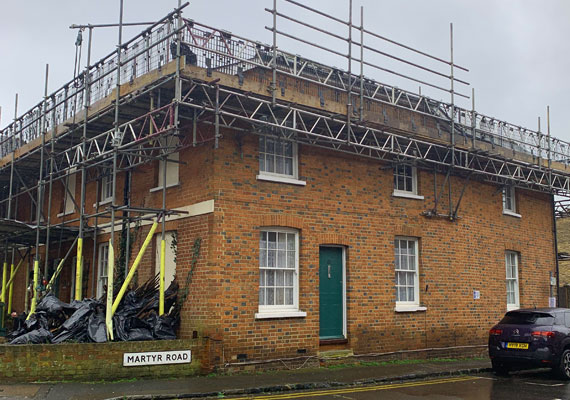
[499,312,554,326]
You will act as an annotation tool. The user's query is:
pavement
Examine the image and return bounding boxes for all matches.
[0,358,492,400]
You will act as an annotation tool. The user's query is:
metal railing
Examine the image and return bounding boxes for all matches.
[1,11,568,169]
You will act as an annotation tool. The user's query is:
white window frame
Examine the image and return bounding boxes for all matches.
[394,237,426,312]
[257,135,306,186]
[154,231,177,289]
[255,227,306,319]
[506,251,520,311]
[100,174,113,204]
[150,136,180,192]
[97,242,109,299]
[58,169,77,217]
[393,165,423,200]
[502,186,520,217]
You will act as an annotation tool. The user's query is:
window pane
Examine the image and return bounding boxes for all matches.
[287,234,295,250]
[268,250,276,268]
[276,270,284,286]
[397,175,405,191]
[274,140,282,156]
[259,269,265,286]
[400,255,408,270]
[278,233,287,249]
[285,270,294,286]
[276,288,284,305]
[284,141,293,157]
[267,270,275,286]
[284,157,293,176]
[267,288,274,305]
[259,156,265,172]
[260,232,267,248]
[266,154,274,173]
[260,249,267,267]
[259,288,265,305]
[287,251,295,269]
[278,251,286,268]
[407,272,415,286]
[407,287,414,302]
[268,233,276,249]
[276,156,284,174]
[266,138,274,154]
[285,288,293,305]
[398,287,406,301]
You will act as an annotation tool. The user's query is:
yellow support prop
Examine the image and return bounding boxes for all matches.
[106,244,115,340]
[26,260,40,320]
[75,238,83,301]
[1,262,7,305]
[7,263,14,314]
[5,257,26,289]
[112,222,158,316]
[46,258,67,292]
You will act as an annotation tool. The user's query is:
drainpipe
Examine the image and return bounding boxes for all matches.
[552,194,560,306]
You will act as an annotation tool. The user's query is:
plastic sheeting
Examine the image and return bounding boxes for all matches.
[9,277,180,344]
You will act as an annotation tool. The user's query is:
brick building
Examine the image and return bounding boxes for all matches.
[0,6,565,368]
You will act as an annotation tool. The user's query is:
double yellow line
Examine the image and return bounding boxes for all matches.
[228,376,480,400]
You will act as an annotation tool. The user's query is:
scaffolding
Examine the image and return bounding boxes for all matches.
[0,1,569,336]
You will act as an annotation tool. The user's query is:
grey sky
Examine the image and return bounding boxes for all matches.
[1,0,569,142]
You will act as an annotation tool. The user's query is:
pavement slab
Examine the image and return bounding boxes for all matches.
[0,358,492,400]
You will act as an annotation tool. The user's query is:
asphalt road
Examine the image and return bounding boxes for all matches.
[225,370,570,400]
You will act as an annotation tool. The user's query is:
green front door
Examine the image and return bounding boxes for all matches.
[319,247,344,339]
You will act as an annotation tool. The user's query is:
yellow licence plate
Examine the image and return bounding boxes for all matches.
[506,342,529,349]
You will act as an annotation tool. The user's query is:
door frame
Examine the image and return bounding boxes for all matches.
[319,245,347,339]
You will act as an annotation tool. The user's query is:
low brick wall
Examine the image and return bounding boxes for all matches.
[0,339,204,382]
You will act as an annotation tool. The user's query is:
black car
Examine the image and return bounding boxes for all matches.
[489,308,570,378]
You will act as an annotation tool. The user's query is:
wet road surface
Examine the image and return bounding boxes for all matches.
[224,370,570,400]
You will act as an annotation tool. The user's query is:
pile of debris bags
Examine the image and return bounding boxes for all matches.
[7,276,180,344]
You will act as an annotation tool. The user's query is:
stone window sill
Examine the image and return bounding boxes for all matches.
[392,191,424,200]
[255,310,307,319]
[394,305,427,313]
[93,198,112,208]
[503,210,521,219]
[150,182,181,193]
[256,174,306,186]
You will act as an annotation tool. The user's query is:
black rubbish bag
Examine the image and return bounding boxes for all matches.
[127,327,153,341]
[36,293,71,315]
[87,311,107,343]
[115,291,142,317]
[52,329,76,344]
[61,301,95,331]
[113,314,129,342]
[6,313,28,340]
[24,311,49,331]
[152,315,177,340]
[9,328,52,345]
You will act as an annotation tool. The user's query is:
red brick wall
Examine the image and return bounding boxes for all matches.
[4,123,556,366]
[209,132,555,360]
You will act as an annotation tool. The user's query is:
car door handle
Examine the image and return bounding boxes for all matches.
[328,264,331,279]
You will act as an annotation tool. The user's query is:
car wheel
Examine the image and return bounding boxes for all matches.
[558,349,570,379]
[491,359,509,376]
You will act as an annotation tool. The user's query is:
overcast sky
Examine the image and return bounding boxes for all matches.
[1,0,569,142]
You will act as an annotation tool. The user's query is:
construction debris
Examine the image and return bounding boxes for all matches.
[7,275,179,344]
